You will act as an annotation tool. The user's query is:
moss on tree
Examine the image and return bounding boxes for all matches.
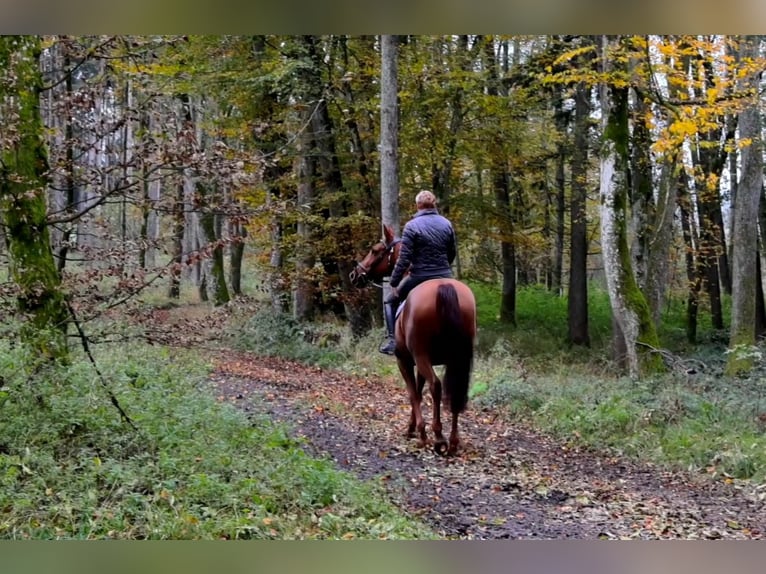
[0,36,69,359]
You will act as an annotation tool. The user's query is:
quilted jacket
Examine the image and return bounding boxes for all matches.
[390,208,456,288]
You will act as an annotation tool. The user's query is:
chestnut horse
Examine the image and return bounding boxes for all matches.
[350,224,476,455]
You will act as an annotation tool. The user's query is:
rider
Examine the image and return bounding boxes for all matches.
[379,190,457,355]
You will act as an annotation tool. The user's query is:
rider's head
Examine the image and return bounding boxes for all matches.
[415,190,437,209]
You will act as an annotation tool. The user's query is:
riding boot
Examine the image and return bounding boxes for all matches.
[379,301,397,355]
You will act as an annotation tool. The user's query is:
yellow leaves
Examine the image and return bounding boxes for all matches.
[668,119,698,139]
[550,45,597,69]
[737,137,754,149]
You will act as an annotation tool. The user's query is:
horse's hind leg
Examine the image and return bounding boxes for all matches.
[397,357,425,445]
[448,412,460,456]
[415,358,447,455]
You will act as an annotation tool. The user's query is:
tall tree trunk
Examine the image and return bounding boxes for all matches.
[379,34,400,332]
[0,35,69,359]
[568,81,591,346]
[51,39,78,274]
[138,109,151,269]
[380,37,400,233]
[292,116,316,321]
[168,94,192,299]
[267,180,287,313]
[197,182,230,306]
[484,37,516,325]
[598,36,662,378]
[726,35,763,375]
[756,254,766,339]
[678,170,701,343]
[228,220,246,297]
[629,89,653,290]
[551,86,568,294]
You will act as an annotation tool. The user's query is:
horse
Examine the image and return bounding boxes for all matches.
[350,224,476,456]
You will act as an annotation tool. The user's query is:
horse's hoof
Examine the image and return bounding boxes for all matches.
[434,440,449,456]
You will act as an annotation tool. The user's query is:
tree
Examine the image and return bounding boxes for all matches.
[0,35,69,358]
[380,34,400,328]
[482,37,517,325]
[567,79,591,346]
[726,35,762,375]
[598,36,663,377]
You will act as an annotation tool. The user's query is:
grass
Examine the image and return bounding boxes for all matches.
[469,358,766,481]
[0,338,434,539]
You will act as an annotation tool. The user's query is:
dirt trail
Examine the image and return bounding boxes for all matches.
[209,351,766,539]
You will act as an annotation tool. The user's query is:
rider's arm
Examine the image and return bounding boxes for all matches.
[390,226,414,288]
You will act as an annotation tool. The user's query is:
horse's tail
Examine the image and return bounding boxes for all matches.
[436,283,473,415]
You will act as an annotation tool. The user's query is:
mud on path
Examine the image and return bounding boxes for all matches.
[208,350,766,540]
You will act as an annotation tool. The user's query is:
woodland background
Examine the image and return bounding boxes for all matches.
[3,35,766,375]
[3,35,766,538]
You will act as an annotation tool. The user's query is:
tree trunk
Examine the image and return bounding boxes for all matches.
[379,34,400,332]
[229,220,246,297]
[598,36,662,378]
[197,182,230,306]
[551,86,567,294]
[292,114,316,321]
[0,35,69,359]
[629,89,652,291]
[756,254,766,339]
[168,94,192,299]
[267,180,287,312]
[726,35,762,375]
[380,44,400,232]
[678,171,701,344]
[483,37,516,325]
[567,81,591,346]
[138,109,151,269]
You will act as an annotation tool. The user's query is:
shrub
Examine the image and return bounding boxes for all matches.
[227,308,348,367]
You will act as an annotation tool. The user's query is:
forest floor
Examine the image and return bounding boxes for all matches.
[205,349,766,540]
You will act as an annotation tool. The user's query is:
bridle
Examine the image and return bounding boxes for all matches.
[350,238,400,288]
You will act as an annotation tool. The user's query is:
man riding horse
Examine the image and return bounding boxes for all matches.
[380,190,458,355]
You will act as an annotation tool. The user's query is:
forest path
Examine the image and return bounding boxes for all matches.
[206,350,766,540]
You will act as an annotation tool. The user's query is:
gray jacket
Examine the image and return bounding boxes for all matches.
[390,208,456,288]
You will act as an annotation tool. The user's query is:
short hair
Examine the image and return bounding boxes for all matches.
[415,190,437,209]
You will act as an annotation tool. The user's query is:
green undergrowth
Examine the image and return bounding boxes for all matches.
[0,339,433,539]
[227,308,350,368]
[469,282,613,367]
[469,339,766,482]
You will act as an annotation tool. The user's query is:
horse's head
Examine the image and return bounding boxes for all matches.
[349,224,400,288]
